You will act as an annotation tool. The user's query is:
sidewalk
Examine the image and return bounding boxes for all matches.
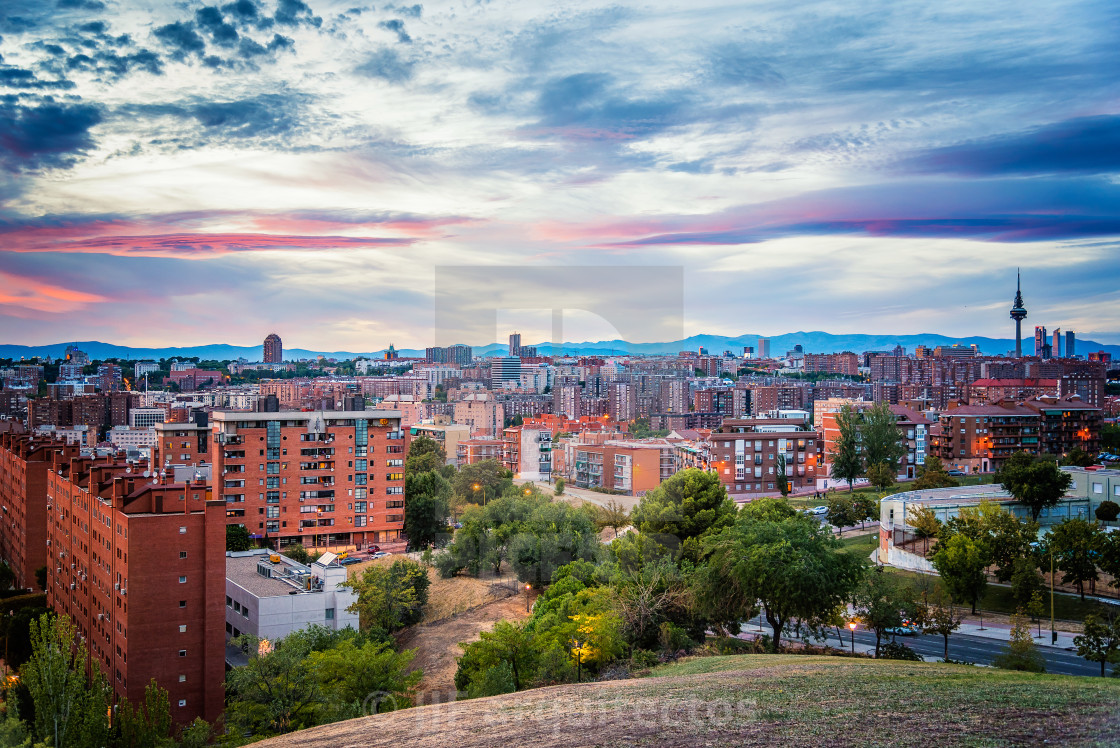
[953,620,1079,649]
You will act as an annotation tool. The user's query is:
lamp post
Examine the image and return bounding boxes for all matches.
[525,583,532,612]
[571,639,583,683]
[472,482,487,505]
[848,621,857,654]
[1050,545,1057,645]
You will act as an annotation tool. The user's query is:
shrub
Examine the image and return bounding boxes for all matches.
[878,641,923,661]
[629,649,660,670]
[433,551,462,579]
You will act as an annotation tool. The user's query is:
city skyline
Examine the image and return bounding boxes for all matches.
[2,0,1119,348]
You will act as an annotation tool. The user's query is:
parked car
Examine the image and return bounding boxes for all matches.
[946,469,966,476]
[809,506,829,515]
[370,551,390,559]
[339,556,362,565]
[884,620,920,636]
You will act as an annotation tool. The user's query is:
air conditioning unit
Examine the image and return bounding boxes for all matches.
[70,583,75,589]
[114,583,119,590]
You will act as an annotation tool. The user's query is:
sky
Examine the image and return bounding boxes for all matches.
[1,0,1119,351]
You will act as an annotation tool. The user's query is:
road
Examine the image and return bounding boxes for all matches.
[742,615,1099,676]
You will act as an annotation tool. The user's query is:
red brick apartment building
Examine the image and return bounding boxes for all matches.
[0,433,78,589]
[709,419,821,496]
[933,403,1040,474]
[209,410,407,551]
[45,453,225,723]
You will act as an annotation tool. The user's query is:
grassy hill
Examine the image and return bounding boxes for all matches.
[256,655,1119,747]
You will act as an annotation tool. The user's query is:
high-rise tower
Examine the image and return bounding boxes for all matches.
[263,333,283,363]
[1009,270,1027,358]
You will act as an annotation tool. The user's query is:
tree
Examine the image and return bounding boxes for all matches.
[992,611,1046,673]
[916,595,962,661]
[455,620,539,694]
[702,499,864,651]
[932,534,987,613]
[1098,530,1120,590]
[851,494,878,531]
[112,679,173,748]
[307,639,422,714]
[554,478,565,496]
[775,453,790,496]
[852,568,917,658]
[226,524,252,552]
[826,494,857,533]
[1027,590,1045,639]
[865,462,895,493]
[862,402,906,474]
[280,543,311,564]
[906,505,941,553]
[630,468,737,562]
[829,404,862,492]
[34,566,47,592]
[1095,500,1119,524]
[913,455,960,490]
[996,451,1073,521]
[1010,556,1045,608]
[225,631,321,735]
[595,500,630,538]
[1061,447,1096,467]
[453,460,513,503]
[405,435,446,471]
[343,558,430,632]
[22,613,110,748]
[1047,518,1102,600]
[1073,612,1120,677]
[0,562,14,593]
[404,470,452,551]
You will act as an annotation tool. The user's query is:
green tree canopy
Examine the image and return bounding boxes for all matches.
[861,402,907,474]
[996,451,1073,520]
[342,558,431,632]
[406,435,446,469]
[852,568,918,658]
[1073,612,1120,677]
[866,462,896,492]
[932,534,988,613]
[404,470,452,551]
[829,404,863,492]
[629,468,737,562]
[226,524,252,552]
[452,460,514,503]
[1047,518,1102,600]
[913,455,960,490]
[701,500,864,650]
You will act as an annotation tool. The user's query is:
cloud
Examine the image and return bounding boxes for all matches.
[55,0,105,9]
[898,114,1120,177]
[378,18,411,44]
[222,0,273,29]
[0,66,74,90]
[274,0,321,28]
[16,232,413,256]
[384,4,422,18]
[530,73,686,142]
[153,21,207,60]
[195,6,241,47]
[0,99,102,172]
[355,48,414,83]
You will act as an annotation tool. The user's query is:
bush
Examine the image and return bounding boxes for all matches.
[468,662,516,698]
[658,622,696,653]
[629,649,660,670]
[433,551,461,579]
[879,641,923,661]
[554,479,565,496]
[1096,500,1120,523]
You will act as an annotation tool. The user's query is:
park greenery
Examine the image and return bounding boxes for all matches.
[829,402,907,492]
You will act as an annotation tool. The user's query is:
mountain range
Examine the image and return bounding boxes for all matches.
[2,332,1118,362]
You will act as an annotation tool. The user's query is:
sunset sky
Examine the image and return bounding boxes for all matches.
[2,0,1118,350]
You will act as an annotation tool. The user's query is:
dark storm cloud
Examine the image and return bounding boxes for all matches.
[195,6,241,47]
[0,99,102,172]
[378,19,411,43]
[355,48,414,83]
[274,0,321,28]
[153,21,207,60]
[0,66,75,90]
[899,115,1120,177]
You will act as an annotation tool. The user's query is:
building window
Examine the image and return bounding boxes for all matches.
[179,625,187,633]
[178,576,187,583]
[179,551,187,559]
[226,596,232,607]
[179,527,186,534]
[180,600,187,608]
[178,650,186,657]
[325,608,335,620]
[179,675,186,683]
[1093,483,1103,494]
[178,700,186,708]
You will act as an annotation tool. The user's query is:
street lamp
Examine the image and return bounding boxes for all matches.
[472,483,487,505]
[525,583,532,612]
[848,621,857,654]
[1050,544,1057,645]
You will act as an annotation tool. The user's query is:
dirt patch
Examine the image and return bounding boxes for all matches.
[396,580,535,701]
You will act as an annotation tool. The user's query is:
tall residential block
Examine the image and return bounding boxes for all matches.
[46,454,226,724]
[0,433,78,589]
[210,410,406,550]
[508,332,521,357]
[263,333,283,364]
